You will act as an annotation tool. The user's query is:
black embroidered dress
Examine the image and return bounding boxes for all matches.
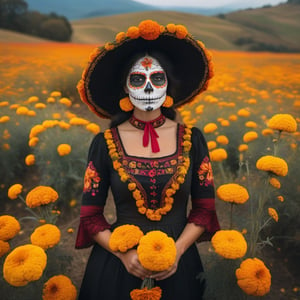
[75,124,220,300]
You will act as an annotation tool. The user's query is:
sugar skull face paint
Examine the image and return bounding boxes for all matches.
[126,56,167,112]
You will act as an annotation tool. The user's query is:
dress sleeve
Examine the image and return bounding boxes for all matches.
[75,133,111,249]
[187,127,220,242]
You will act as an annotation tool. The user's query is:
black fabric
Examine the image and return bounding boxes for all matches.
[77,124,217,300]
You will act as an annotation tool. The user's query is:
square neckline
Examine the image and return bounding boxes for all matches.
[112,124,184,161]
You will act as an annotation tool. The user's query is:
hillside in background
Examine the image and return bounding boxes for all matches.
[1,2,299,52]
[70,3,300,52]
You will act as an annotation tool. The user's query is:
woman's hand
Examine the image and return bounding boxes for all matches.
[117,249,152,279]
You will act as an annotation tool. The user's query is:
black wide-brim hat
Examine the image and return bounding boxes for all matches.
[77,20,214,119]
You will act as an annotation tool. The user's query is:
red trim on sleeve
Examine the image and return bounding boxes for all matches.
[188,198,220,242]
[75,205,111,249]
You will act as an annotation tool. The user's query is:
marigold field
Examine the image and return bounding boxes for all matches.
[0,42,300,300]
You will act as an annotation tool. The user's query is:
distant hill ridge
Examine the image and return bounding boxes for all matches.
[70,3,300,52]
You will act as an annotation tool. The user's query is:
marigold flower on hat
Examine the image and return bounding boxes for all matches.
[137,230,176,272]
[57,143,72,156]
[26,186,59,208]
[256,155,288,176]
[268,207,279,222]
[7,183,23,200]
[42,275,77,300]
[138,20,161,40]
[243,131,258,143]
[267,113,297,133]
[130,286,162,300]
[0,240,10,257]
[211,230,247,259]
[0,215,21,241]
[30,224,61,250]
[217,183,249,204]
[236,258,271,296]
[109,224,144,252]
[209,148,227,162]
[3,244,47,287]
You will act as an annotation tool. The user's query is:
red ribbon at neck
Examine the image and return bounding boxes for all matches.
[143,122,160,153]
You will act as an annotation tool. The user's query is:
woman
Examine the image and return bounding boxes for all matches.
[75,20,220,300]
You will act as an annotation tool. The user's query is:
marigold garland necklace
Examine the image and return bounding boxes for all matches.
[104,125,193,221]
[129,114,166,153]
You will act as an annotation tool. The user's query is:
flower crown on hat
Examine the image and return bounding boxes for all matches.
[77,19,214,119]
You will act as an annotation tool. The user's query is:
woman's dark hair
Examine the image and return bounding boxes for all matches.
[110,50,179,128]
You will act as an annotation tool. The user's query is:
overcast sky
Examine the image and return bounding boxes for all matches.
[134,0,284,8]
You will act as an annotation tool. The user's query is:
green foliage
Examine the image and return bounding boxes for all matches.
[0,0,72,41]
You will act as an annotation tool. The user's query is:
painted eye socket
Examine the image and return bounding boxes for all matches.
[129,74,146,87]
[150,72,166,86]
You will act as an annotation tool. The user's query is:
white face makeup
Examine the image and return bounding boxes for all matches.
[126,55,167,112]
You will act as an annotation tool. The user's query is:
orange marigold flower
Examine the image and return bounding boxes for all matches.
[245,121,258,128]
[35,103,46,109]
[268,207,279,222]
[86,123,100,134]
[243,131,258,143]
[277,195,284,202]
[115,31,126,43]
[175,24,188,39]
[29,124,46,138]
[126,26,140,39]
[31,224,61,250]
[238,144,248,152]
[229,114,238,121]
[216,135,229,145]
[261,128,274,136]
[3,244,47,287]
[0,215,21,241]
[269,177,281,189]
[59,97,72,107]
[238,108,251,117]
[69,117,89,125]
[0,116,10,123]
[211,230,247,259]
[42,275,77,300]
[138,20,161,40]
[25,154,35,166]
[236,258,271,296]
[27,96,39,103]
[57,144,71,156]
[204,122,218,133]
[104,42,114,51]
[50,91,62,97]
[166,23,176,33]
[207,141,217,150]
[256,155,288,176]
[26,186,58,208]
[0,240,10,257]
[221,120,230,127]
[217,183,249,204]
[16,106,29,115]
[137,230,176,272]
[8,183,23,200]
[109,224,144,252]
[119,97,134,112]
[130,286,162,300]
[209,148,227,162]
[267,114,297,133]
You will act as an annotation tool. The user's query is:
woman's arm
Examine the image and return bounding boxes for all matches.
[151,223,205,281]
[92,229,152,279]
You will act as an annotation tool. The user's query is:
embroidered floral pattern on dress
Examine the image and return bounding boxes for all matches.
[197,156,214,186]
[83,161,101,196]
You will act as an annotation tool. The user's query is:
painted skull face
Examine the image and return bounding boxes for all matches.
[126,55,167,112]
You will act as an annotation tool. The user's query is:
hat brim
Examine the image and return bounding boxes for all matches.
[80,30,212,118]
